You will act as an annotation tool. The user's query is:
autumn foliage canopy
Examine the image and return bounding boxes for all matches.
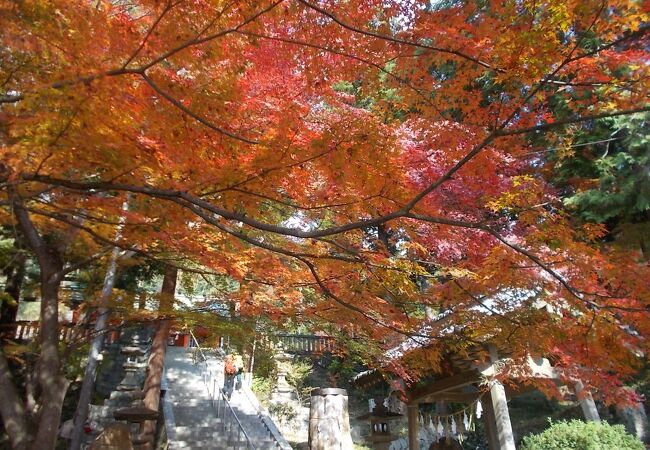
[1,0,649,403]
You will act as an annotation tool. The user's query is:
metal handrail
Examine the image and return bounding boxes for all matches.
[188,331,256,450]
[216,387,258,450]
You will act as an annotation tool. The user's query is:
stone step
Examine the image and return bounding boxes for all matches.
[171,399,214,406]
[173,430,274,441]
[110,390,145,401]
[172,415,219,427]
[169,439,278,450]
[173,429,224,440]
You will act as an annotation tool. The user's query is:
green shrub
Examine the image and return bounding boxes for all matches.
[285,358,314,405]
[252,376,276,406]
[521,419,644,450]
[268,401,297,425]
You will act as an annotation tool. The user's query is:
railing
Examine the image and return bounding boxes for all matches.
[189,330,256,450]
[215,387,258,450]
[275,334,336,354]
[2,321,123,345]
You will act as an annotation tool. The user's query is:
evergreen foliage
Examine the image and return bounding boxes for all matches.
[520,420,644,450]
[553,113,650,253]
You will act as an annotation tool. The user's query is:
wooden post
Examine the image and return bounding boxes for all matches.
[482,395,500,450]
[488,382,517,450]
[574,380,600,422]
[486,345,516,450]
[69,240,122,450]
[407,403,420,450]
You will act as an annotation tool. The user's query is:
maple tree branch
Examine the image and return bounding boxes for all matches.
[565,23,650,64]
[402,133,498,211]
[121,0,182,69]
[403,213,485,230]
[297,256,439,340]
[170,201,471,339]
[297,0,495,71]
[0,2,274,106]
[244,272,350,288]
[0,68,141,104]
[404,213,648,314]
[30,198,144,227]
[237,30,449,121]
[140,73,259,144]
[1,67,20,89]
[62,248,112,276]
[0,94,23,104]
[23,174,406,238]
[546,79,610,87]
[452,281,522,326]
[22,205,231,278]
[138,0,284,72]
[177,200,364,264]
[481,229,606,310]
[176,202,443,338]
[400,10,643,213]
[228,187,380,211]
[405,211,574,286]
[201,141,342,196]
[17,175,650,316]
[23,206,166,263]
[496,106,650,137]
[519,137,621,157]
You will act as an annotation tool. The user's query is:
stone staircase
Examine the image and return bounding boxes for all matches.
[164,346,291,450]
[82,327,154,448]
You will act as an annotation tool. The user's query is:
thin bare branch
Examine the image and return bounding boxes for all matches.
[138,0,284,71]
[497,106,650,137]
[121,0,182,69]
[298,0,495,71]
[141,73,259,144]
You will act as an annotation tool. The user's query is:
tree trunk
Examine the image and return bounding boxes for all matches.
[69,244,122,450]
[3,198,68,449]
[1,242,27,327]
[69,199,128,450]
[32,275,69,449]
[141,265,177,446]
[0,348,30,450]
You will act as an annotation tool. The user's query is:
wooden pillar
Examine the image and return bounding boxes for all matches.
[486,345,516,450]
[488,382,516,450]
[574,380,600,422]
[482,396,500,450]
[407,403,420,450]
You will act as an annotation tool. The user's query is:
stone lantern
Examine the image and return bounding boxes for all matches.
[271,345,297,403]
[357,397,403,450]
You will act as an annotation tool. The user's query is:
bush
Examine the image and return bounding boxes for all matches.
[252,376,276,406]
[268,401,297,425]
[285,358,314,405]
[521,419,644,450]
